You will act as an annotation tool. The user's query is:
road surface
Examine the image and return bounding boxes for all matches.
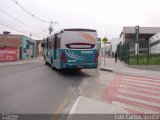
[0,61,99,114]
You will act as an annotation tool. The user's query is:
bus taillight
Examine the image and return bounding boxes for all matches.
[62,52,66,63]
[94,52,98,62]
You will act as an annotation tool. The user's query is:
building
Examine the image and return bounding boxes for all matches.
[99,41,112,57]
[111,38,120,53]
[149,32,160,54]
[120,26,160,48]
[36,40,44,56]
[0,32,37,62]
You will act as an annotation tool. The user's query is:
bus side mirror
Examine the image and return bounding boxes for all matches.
[41,43,45,47]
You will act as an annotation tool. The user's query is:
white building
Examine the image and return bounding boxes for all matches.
[149,32,160,53]
[99,41,112,57]
[111,38,120,52]
[120,26,160,47]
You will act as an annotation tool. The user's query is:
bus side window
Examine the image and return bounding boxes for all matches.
[54,34,58,49]
[46,38,49,48]
[54,35,57,49]
[55,34,61,49]
[48,38,52,48]
[52,36,55,48]
[52,36,55,49]
[54,35,57,59]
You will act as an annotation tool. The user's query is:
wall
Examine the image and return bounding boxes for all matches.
[0,47,18,62]
[0,34,23,47]
[150,32,160,53]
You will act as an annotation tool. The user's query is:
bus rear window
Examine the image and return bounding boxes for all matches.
[65,43,95,49]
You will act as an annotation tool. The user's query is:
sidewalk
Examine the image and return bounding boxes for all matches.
[100,57,160,79]
[66,96,128,120]
[0,56,44,66]
[99,58,160,114]
[66,59,129,116]
[67,57,160,115]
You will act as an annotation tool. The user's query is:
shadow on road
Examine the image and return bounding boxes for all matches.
[44,63,92,78]
[55,69,91,77]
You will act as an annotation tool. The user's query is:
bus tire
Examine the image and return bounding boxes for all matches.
[45,59,48,65]
[45,61,48,65]
[44,55,48,65]
[51,59,55,70]
[76,69,82,71]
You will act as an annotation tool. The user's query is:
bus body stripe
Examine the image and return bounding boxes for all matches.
[79,32,95,44]
[77,33,91,43]
[65,50,83,60]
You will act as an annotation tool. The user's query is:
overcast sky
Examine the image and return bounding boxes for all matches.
[0,0,160,39]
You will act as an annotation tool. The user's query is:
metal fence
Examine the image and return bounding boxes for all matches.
[117,40,160,65]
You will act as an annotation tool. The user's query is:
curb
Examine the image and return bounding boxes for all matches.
[100,68,160,80]
[69,96,82,114]
[100,67,113,72]
[0,59,43,66]
[66,96,128,120]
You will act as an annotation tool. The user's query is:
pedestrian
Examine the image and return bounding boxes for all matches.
[115,52,118,63]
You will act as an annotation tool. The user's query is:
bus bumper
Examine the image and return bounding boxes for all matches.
[62,62,98,69]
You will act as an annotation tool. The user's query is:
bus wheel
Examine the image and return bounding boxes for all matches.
[76,69,82,71]
[51,59,55,70]
[45,61,48,65]
[44,56,48,65]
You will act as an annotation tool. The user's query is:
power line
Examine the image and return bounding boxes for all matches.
[0,22,42,38]
[12,0,52,24]
[0,19,31,33]
[0,18,45,37]
[11,0,59,35]
[0,18,45,36]
[0,8,46,32]
[0,22,28,34]
[12,0,58,28]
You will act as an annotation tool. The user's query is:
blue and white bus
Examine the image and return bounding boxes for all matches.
[43,29,98,70]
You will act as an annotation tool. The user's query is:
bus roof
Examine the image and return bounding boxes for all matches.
[43,28,97,39]
[64,28,96,32]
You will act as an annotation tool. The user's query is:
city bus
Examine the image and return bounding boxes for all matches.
[43,28,98,70]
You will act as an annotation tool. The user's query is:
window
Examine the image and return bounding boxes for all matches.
[65,43,95,49]
[54,34,61,49]
[45,39,48,48]
[52,35,55,48]
[23,48,27,53]
[48,37,52,48]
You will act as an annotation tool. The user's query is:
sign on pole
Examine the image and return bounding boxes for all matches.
[102,37,108,65]
[135,25,139,64]
[102,37,108,44]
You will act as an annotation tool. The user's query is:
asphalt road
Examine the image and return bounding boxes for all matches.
[0,61,99,114]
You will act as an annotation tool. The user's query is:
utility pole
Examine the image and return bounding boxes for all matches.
[49,21,53,34]
[49,21,58,34]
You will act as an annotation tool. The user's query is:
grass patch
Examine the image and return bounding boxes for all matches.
[129,54,160,65]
